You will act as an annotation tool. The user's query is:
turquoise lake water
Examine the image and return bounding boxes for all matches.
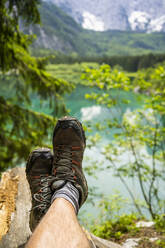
[29,84,153,220]
[64,85,148,219]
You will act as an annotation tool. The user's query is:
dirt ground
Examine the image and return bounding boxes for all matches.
[0,169,19,240]
[110,225,165,247]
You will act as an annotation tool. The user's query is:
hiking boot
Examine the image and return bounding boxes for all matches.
[52,116,88,208]
[26,148,53,231]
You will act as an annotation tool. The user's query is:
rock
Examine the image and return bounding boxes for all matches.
[149,238,158,242]
[136,221,154,228]
[122,238,141,248]
[50,0,165,32]
[90,233,122,248]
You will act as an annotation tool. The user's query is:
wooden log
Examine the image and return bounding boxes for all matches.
[90,233,122,248]
[0,168,31,248]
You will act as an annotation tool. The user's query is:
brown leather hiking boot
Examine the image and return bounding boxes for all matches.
[26,148,53,231]
[52,116,88,208]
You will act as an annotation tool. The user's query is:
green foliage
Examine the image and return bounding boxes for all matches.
[0,96,54,171]
[90,193,139,240]
[79,191,139,240]
[46,63,99,85]
[155,239,165,248]
[97,193,130,221]
[83,63,165,219]
[43,51,165,73]
[92,214,138,240]
[0,0,40,71]
[0,0,73,172]
[155,215,165,232]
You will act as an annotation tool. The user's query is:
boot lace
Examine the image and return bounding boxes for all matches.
[53,146,78,183]
[32,175,54,213]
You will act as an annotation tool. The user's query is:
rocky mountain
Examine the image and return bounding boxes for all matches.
[28,2,165,56]
[47,0,165,32]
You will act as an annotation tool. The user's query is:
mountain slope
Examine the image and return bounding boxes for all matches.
[30,2,165,56]
[31,2,83,52]
[49,0,165,32]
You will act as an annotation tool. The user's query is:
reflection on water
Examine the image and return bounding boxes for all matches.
[81,106,102,121]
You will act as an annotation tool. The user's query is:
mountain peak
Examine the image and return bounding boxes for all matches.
[82,11,105,31]
[48,0,165,32]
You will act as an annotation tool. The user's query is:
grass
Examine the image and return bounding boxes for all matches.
[46,63,99,84]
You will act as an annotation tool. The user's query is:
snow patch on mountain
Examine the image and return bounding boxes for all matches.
[82,11,105,31]
[129,11,165,32]
[47,0,165,32]
[129,11,151,31]
[149,16,165,32]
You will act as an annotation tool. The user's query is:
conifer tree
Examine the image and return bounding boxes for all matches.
[0,0,72,172]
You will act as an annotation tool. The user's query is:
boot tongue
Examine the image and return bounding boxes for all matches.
[31,155,52,174]
[52,148,72,190]
[57,147,71,166]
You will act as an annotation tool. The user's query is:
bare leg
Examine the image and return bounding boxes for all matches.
[26,198,90,248]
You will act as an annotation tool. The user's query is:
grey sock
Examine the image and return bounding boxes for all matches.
[51,182,80,214]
